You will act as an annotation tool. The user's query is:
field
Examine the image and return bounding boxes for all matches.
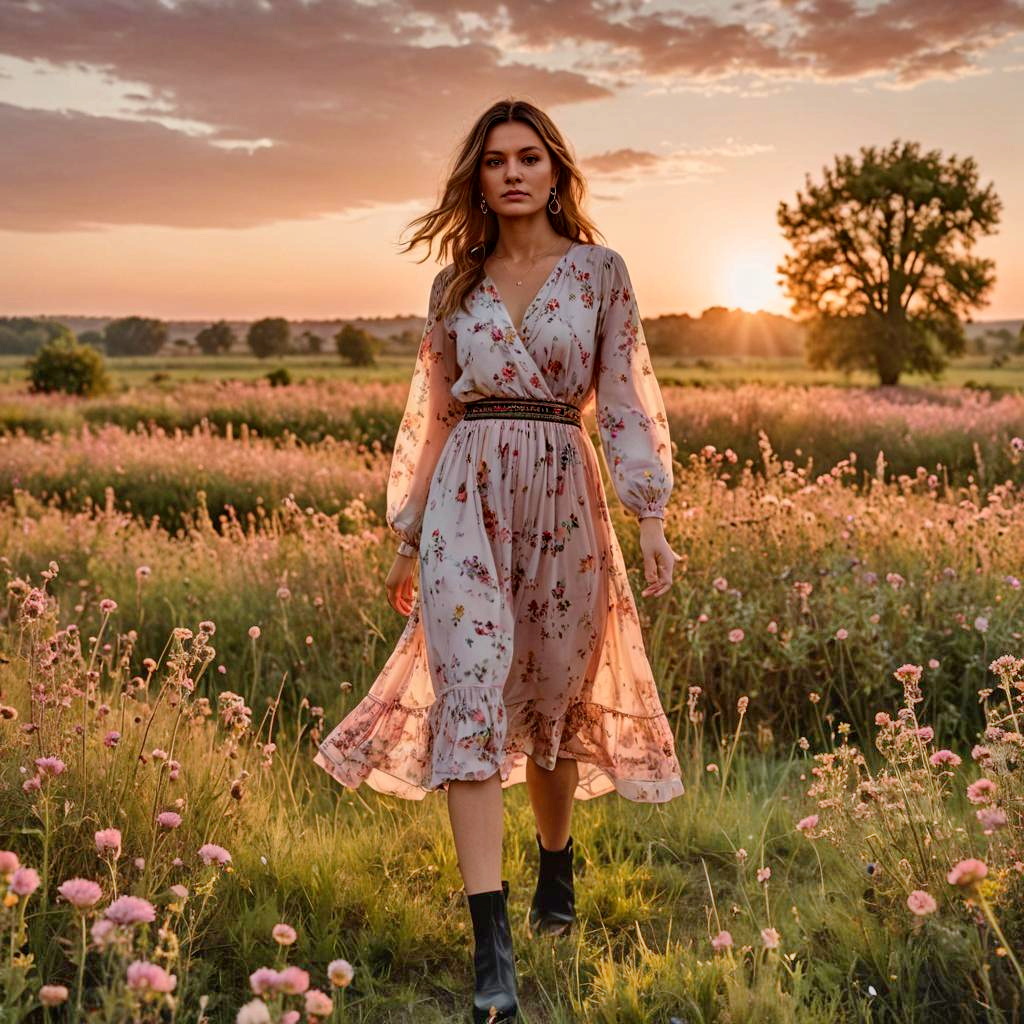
[1,354,1022,1023]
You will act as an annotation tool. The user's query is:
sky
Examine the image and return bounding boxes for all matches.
[0,0,1022,322]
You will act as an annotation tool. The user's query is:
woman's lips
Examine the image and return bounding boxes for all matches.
[503,191,527,198]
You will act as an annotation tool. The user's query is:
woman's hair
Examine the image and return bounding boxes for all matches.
[397,98,604,321]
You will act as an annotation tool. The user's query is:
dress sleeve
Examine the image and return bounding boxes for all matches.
[386,268,464,551]
[594,248,674,521]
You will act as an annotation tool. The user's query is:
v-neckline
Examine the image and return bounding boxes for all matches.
[482,241,578,341]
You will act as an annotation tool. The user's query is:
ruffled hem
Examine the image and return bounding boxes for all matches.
[314,685,684,804]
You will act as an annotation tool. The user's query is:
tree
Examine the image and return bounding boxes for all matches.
[298,330,324,354]
[196,320,236,355]
[103,316,168,357]
[334,323,377,366]
[0,317,74,355]
[777,140,1001,386]
[25,336,111,396]
[247,317,291,359]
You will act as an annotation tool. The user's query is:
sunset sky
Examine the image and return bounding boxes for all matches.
[1,0,1022,323]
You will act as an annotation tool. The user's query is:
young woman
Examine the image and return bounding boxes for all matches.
[315,98,684,1023]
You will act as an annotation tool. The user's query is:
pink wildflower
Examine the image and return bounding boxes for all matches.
[105,896,156,926]
[728,628,745,643]
[198,843,231,866]
[796,814,819,833]
[327,959,354,987]
[907,890,937,916]
[0,851,19,875]
[10,867,40,896]
[760,927,781,948]
[966,778,997,804]
[948,858,988,888]
[710,930,733,950]
[39,985,70,1007]
[58,878,103,909]
[277,966,310,995]
[305,990,334,1017]
[95,828,122,858]
[126,960,176,994]
[976,807,1007,833]
[930,749,961,767]
[34,756,66,777]
[272,923,297,946]
[156,811,182,830]
[249,967,282,995]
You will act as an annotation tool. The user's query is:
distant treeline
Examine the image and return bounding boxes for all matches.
[644,307,805,359]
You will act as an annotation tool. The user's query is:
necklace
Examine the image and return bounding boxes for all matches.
[490,242,569,286]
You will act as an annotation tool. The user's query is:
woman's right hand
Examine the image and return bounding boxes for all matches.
[386,553,418,616]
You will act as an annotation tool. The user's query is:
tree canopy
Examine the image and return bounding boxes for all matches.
[777,140,1001,385]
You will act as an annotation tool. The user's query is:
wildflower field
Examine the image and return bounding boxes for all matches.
[1,378,1022,1023]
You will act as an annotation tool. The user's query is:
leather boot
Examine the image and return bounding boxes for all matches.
[466,879,518,1023]
[528,832,575,937]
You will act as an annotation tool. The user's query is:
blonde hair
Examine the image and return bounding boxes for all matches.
[397,98,604,321]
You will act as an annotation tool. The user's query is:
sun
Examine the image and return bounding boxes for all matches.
[723,254,784,313]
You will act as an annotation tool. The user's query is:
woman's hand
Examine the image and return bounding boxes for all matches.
[386,551,418,616]
[638,516,679,598]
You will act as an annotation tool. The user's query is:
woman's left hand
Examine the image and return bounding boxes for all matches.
[638,516,679,598]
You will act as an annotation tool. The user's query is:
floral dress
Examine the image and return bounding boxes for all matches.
[315,242,684,802]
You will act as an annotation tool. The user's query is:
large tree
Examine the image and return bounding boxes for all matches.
[103,316,168,357]
[777,140,1001,386]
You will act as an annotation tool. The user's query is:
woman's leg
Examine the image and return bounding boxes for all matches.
[447,771,504,894]
[525,755,579,850]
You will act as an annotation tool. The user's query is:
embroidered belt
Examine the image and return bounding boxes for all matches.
[463,397,582,428]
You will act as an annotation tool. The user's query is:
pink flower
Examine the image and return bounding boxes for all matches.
[278,966,310,994]
[766,620,778,634]
[198,843,231,866]
[170,884,189,900]
[236,999,272,1024]
[966,778,997,805]
[728,628,745,644]
[915,726,933,742]
[907,890,937,916]
[95,828,122,858]
[103,730,120,747]
[974,616,989,633]
[99,598,118,614]
[249,967,282,995]
[281,1013,300,1024]
[835,628,848,640]
[272,923,297,946]
[712,576,729,592]
[0,851,20,875]
[710,930,733,950]
[327,959,354,987]
[971,745,992,763]
[10,867,40,896]
[760,927,781,949]
[875,712,892,727]
[34,756,66,777]
[930,749,961,767]
[948,858,988,888]
[976,807,1007,833]
[156,811,182,830]
[90,918,116,949]
[104,895,156,925]
[248,626,261,640]
[796,814,819,833]
[756,866,771,883]
[39,985,70,1007]
[126,960,176,994]
[305,990,334,1017]
[22,776,41,793]
[58,878,103,909]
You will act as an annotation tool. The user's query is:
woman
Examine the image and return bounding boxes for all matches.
[315,98,684,1023]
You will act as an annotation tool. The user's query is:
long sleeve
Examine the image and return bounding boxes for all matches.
[386,267,464,551]
[594,248,674,521]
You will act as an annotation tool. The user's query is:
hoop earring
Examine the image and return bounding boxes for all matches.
[480,196,489,214]
[548,187,561,215]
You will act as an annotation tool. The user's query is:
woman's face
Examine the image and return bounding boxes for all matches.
[478,121,557,219]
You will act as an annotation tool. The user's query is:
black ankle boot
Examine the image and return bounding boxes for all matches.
[466,879,518,1023]
[528,832,575,937]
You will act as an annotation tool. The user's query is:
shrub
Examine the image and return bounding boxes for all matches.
[25,337,112,397]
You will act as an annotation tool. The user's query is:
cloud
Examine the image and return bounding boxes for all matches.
[0,0,1021,231]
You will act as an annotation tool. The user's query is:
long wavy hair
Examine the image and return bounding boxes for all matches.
[397,98,604,321]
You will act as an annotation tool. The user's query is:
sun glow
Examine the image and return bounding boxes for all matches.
[723,253,785,314]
